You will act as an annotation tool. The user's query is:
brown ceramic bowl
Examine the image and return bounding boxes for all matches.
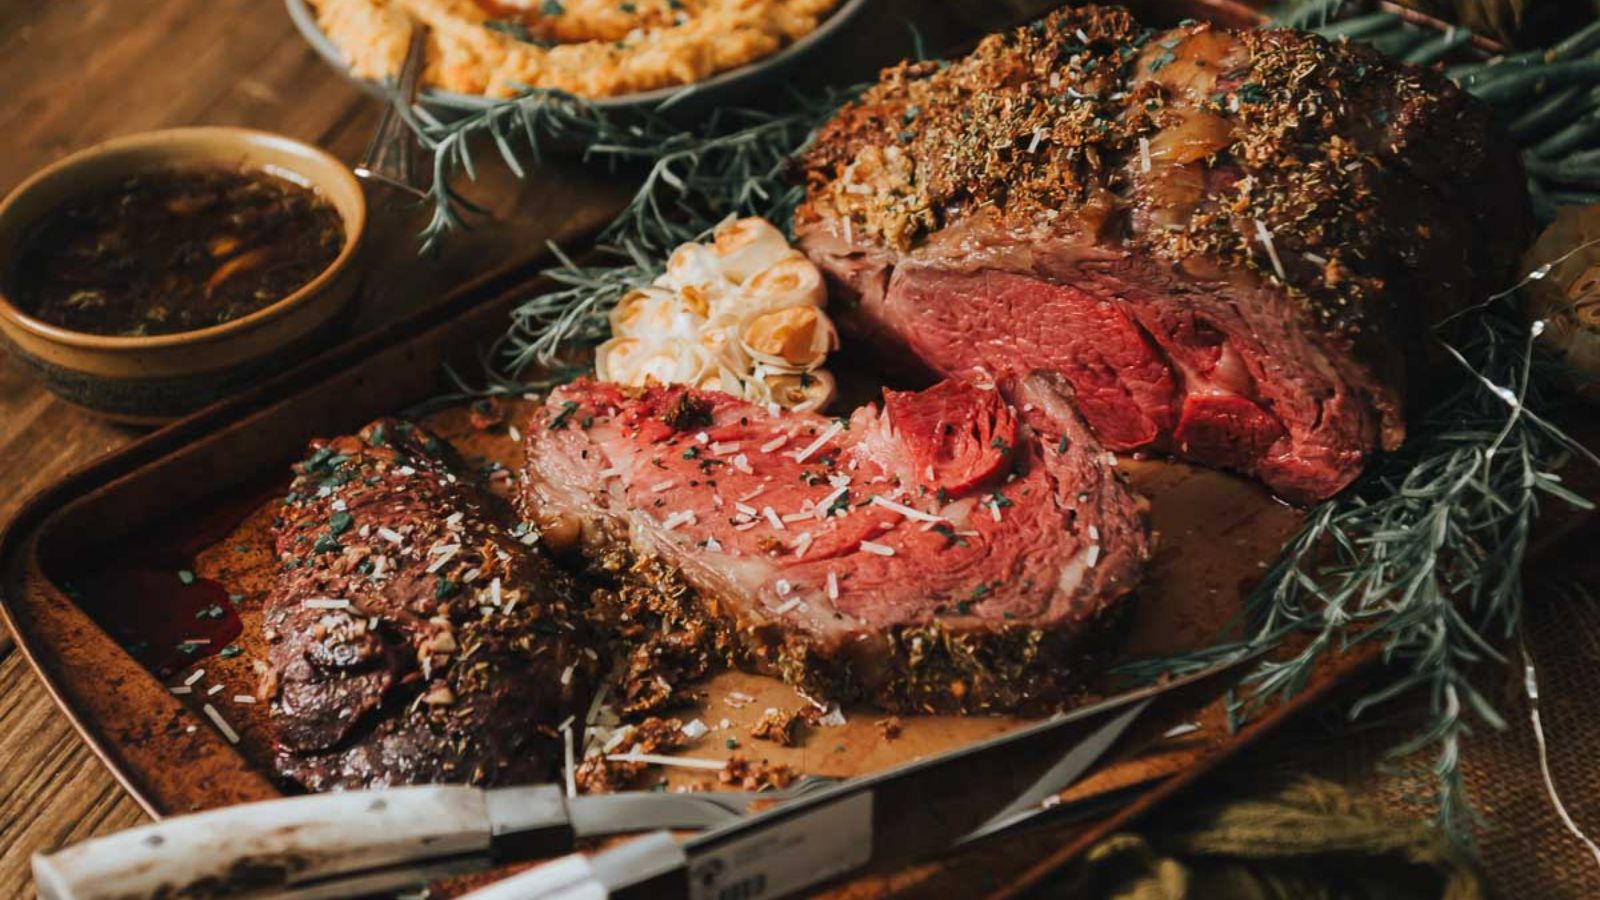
[0,127,366,424]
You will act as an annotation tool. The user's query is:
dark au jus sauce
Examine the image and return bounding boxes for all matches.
[11,166,344,337]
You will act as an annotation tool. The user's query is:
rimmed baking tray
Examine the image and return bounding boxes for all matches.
[0,234,1397,896]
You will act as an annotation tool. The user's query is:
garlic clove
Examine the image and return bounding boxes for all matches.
[741,251,827,313]
[610,287,698,340]
[711,217,792,284]
[661,242,731,296]
[740,305,838,371]
[597,337,713,388]
[594,336,644,384]
[764,370,836,414]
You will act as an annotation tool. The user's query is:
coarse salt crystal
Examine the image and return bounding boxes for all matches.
[705,536,723,552]
[775,579,793,596]
[817,486,848,517]
[792,422,842,464]
[662,510,697,531]
[425,545,461,573]
[681,719,710,739]
[203,704,239,744]
[606,752,726,771]
[1254,219,1287,281]
[732,454,754,475]
[871,495,947,523]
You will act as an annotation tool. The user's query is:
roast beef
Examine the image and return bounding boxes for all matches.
[795,6,1532,502]
[263,419,600,791]
[520,376,1150,713]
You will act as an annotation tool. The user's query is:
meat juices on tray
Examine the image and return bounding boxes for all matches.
[795,6,1531,502]
[262,420,600,791]
[521,376,1150,714]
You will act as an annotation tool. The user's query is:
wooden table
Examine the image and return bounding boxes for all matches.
[2,2,1597,898]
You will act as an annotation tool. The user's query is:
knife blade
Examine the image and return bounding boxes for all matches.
[30,784,800,900]
[476,651,1258,900]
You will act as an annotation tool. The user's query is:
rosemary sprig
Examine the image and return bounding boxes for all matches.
[403,84,863,370]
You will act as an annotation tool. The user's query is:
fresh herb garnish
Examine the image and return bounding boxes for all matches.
[548,400,580,430]
[932,523,968,548]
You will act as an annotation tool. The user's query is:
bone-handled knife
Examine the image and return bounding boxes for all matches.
[458,651,1262,900]
[458,701,1150,900]
[31,783,791,900]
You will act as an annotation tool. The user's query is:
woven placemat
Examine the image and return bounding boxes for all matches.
[1204,561,1600,899]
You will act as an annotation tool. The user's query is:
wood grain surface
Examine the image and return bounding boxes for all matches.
[1,2,1596,899]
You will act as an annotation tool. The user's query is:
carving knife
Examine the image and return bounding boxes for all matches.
[459,652,1258,900]
[31,783,821,900]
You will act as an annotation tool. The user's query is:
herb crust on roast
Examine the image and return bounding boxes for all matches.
[797,5,1532,501]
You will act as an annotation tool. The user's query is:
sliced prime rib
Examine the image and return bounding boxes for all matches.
[262,419,600,791]
[520,376,1150,713]
[795,5,1532,503]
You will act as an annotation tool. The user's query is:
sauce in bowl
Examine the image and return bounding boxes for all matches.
[9,167,344,337]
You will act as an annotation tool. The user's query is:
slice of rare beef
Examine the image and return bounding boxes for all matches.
[520,376,1150,713]
[263,419,600,791]
[795,6,1532,503]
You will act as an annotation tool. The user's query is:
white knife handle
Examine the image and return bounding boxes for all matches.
[33,785,507,900]
[459,831,688,900]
